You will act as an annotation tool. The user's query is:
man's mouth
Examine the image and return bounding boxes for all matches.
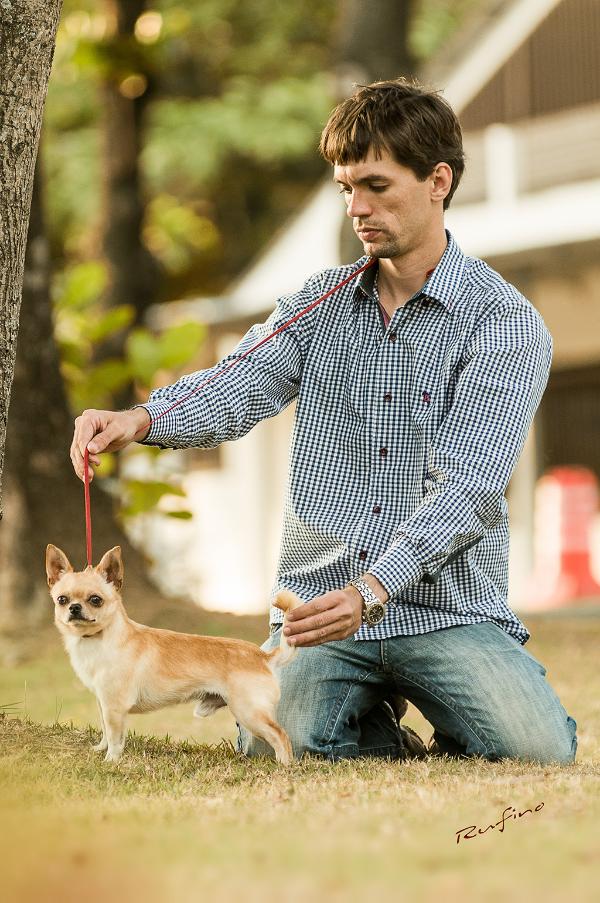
[357,227,382,241]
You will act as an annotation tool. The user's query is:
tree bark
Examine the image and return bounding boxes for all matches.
[96,0,162,379]
[0,0,62,521]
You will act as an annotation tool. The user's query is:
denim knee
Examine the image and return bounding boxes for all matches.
[486,715,577,765]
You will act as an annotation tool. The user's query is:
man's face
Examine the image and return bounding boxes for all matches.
[333,147,440,259]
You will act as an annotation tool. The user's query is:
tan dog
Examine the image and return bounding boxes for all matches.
[45,544,302,764]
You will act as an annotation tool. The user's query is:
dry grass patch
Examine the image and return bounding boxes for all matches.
[1,611,599,901]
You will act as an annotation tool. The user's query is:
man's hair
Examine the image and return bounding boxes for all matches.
[319,78,465,210]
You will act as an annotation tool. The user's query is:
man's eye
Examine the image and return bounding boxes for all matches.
[57,596,68,606]
[89,595,103,607]
[370,185,388,192]
[338,187,351,195]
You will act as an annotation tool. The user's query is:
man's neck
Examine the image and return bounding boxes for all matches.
[377,229,448,315]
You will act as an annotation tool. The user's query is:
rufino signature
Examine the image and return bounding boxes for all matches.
[455,803,545,844]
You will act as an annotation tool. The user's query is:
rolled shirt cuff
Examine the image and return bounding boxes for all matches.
[369,538,424,602]
[134,401,185,448]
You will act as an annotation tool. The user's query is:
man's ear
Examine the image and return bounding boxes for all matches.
[96,546,124,590]
[46,545,73,587]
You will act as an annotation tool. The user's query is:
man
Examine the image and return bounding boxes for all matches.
[71,79,576,764]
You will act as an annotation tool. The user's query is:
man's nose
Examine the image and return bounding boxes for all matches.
[346,189,371,218]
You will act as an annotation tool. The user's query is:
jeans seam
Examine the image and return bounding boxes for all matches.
[322,668,383,749]
[391,668,494,756]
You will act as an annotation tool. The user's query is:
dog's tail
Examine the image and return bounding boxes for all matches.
[266,590,304,668]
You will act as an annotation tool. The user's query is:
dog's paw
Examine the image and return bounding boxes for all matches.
[104,749,123,763]
[92,738,108,752]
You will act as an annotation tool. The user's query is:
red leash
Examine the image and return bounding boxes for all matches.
[83,447,93,566]
[82,258,376,565]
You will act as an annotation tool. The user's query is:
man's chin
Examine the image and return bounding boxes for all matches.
[357,235,397,258]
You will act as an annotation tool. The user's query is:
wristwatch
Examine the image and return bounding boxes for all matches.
[349,577,387,627]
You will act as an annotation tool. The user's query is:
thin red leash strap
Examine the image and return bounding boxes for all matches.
[83,258,375,564]
[84,447,93,566]
[147,257,376,426]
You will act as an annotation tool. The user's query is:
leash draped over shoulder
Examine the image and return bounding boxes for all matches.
[82,258,376,566]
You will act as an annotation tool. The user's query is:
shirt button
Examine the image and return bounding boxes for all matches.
[383,392,392,403]
[422,391,431,404]
[358,550,367,561]
[422,297,430,306]
[379,447,388,458]
[388,332,397,343]
[372,505,382,514]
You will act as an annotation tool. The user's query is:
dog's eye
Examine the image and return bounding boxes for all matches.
[57,595,68,606]
[89,595,103,607]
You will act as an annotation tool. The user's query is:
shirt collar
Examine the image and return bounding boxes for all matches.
[353,229,466,313]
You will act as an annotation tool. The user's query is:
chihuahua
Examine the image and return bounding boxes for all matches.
[46,544,302,764]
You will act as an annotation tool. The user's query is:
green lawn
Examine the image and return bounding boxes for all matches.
[1,613,599,902]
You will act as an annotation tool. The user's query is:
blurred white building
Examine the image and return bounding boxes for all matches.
[136,0,600,613]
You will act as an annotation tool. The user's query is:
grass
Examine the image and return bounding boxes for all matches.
[1,612,599,902]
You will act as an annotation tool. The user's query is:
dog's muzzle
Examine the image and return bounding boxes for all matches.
[68,604,92,623]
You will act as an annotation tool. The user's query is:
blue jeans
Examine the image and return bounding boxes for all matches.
[239,622,577,764]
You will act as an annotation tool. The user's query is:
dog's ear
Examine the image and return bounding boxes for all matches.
[96,546,124,590]
[46,545,73,587]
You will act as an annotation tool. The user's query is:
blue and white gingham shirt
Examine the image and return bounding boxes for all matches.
[142,231,552,645]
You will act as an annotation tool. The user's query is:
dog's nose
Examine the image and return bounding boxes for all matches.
[69,603,82,614]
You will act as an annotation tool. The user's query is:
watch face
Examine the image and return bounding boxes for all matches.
[364,601,386,626]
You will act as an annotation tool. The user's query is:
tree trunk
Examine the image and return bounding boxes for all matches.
[96,0,162,380]
[0,0,62,522]
[334,0,416,95]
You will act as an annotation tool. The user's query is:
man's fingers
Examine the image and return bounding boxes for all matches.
[70,410,111,481]
[287,624,355,647]
[85,422,120,455]
[284,607,343,637]
[285,593,339,622]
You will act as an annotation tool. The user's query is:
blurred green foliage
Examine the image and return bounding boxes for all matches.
[53,259,202,522]
[46,0,477,294]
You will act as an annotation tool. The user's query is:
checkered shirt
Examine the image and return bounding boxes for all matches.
[142,231,552,645]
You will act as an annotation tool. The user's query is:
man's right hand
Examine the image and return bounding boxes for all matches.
[70,407,151,482]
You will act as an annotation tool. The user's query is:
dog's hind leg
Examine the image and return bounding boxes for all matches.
[232,705,293,765]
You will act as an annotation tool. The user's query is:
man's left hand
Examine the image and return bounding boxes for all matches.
[283,588,363,647]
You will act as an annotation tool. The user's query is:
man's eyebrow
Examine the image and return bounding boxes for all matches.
[333,174,390,185]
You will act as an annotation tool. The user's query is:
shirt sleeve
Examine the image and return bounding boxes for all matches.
[369,298,553,600]
[139,275,323,449]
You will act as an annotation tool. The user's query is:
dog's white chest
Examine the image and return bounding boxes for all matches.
[65,636,116,693]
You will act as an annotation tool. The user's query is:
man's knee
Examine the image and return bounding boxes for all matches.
[484,715,577,765]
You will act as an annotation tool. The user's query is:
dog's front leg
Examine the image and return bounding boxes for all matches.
[99,700,127,762]
[92,698,108,752]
